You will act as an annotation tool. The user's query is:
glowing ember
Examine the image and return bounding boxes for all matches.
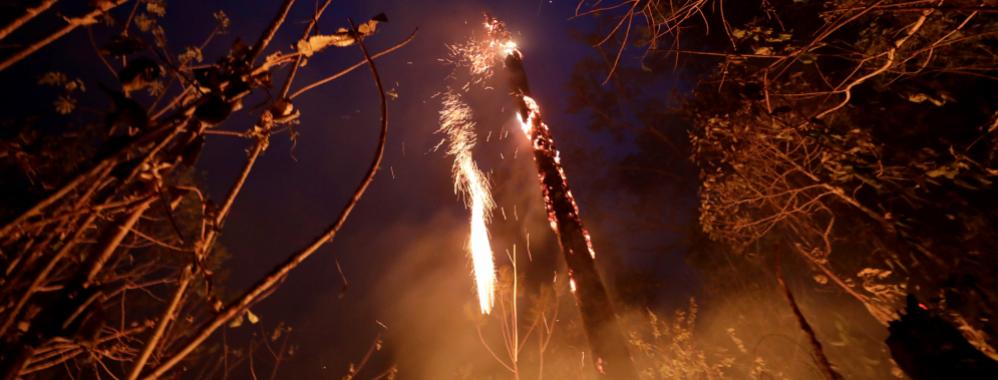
[501,40,518,56]
[516,95,540,135]
[514,98,597,260]
[444,30,506,84]
[480,16,598,259]
[473,15,637,377]
[472,19,598,261]
[438,91,497,314]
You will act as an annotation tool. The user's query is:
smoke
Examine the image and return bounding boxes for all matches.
[369,211,500,377]
[670,272,899,379]
[367,106,606,377]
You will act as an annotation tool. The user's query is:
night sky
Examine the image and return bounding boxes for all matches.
[4,0,698,377]
[11,1,998,378]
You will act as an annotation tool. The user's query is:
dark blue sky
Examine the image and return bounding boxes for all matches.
[4,0,698,377]
[195,1,697,376]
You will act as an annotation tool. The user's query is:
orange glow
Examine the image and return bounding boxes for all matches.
[463,160,496,314]
[439,92,496,314]
[516,95,540,135]
[515,94,597,259]
[501,40,518,56]
[487,16,598,260]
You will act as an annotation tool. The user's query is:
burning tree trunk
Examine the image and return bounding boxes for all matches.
[491,17,638,379]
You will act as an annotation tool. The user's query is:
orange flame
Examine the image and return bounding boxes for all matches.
[439,91,496,314]
[487,16,598,260]
[515,94,597,259]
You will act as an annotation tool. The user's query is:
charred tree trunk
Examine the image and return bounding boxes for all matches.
[503,47,638,379]
[888,295,998,380]
[775,256,842,380]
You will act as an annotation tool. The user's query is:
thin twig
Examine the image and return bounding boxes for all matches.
[126,266,193,380]
[248,0,297,65]
[280,0,334,98]
[84,197,156,287]
[0,0,129,71]
[290,29,418,99]
[143,20,396,379]
[775,255,842,380]
[0,0,59,41]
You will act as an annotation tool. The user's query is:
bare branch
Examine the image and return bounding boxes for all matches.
[0,0,129,71]
[143,20,396,378]
[0,0,59,41]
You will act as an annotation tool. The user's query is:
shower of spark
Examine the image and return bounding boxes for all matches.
[444,32,508,85]
[438,90,497,314]
[436,20,532,315]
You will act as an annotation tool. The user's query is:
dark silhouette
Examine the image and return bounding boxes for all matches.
[888,295,998,380]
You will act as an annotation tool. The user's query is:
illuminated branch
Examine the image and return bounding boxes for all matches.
[280,0,335,98]
[0,0,129,71]
[143,18,393,378]
[289,30,418,99]
[248,0,297,65]
[126,266,193,380]
[84,196,156,287]
[0,0,58,41]
[814,3,937,119]
[0,2,410,378]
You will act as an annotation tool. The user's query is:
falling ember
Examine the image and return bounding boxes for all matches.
[514,93,595,259]
[438,91,497,314]
[483,14,638,378]
[493,33,596,260]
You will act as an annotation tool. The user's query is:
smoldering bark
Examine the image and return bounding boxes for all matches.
[504,49,638,379]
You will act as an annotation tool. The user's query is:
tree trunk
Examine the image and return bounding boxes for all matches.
[504,50,638,379]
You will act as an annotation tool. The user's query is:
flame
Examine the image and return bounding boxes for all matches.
[517,96,540,135]
[463,159,497,314]
[515,95,597,259]
[483,15,597,260]
[439,91,497,314]
[437,15,600,315]
[501,40,519,56]
[444,20,517,85]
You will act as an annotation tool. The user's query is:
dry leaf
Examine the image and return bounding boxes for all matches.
[294,15,386,57]
[246,309,260,324]
[296,30,355,57]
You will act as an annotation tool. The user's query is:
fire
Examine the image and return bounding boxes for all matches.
[501,40,518,56]
[463,159,497,314]
[436,18,527,314]
[514,96,597,260]
[484,16,597,260]
[438,14,601,315]
[439,91,496,314]
[516,95,540,135]
[444,24,512,84]
[461,16,637,377]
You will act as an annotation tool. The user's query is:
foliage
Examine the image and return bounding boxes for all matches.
[629,300,732,379]
[684,0,998,352]
[627,298,805,380]
[571,0,998,376]
[0,0,407,378]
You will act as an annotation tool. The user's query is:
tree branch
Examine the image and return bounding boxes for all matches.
[143,21,395,379]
